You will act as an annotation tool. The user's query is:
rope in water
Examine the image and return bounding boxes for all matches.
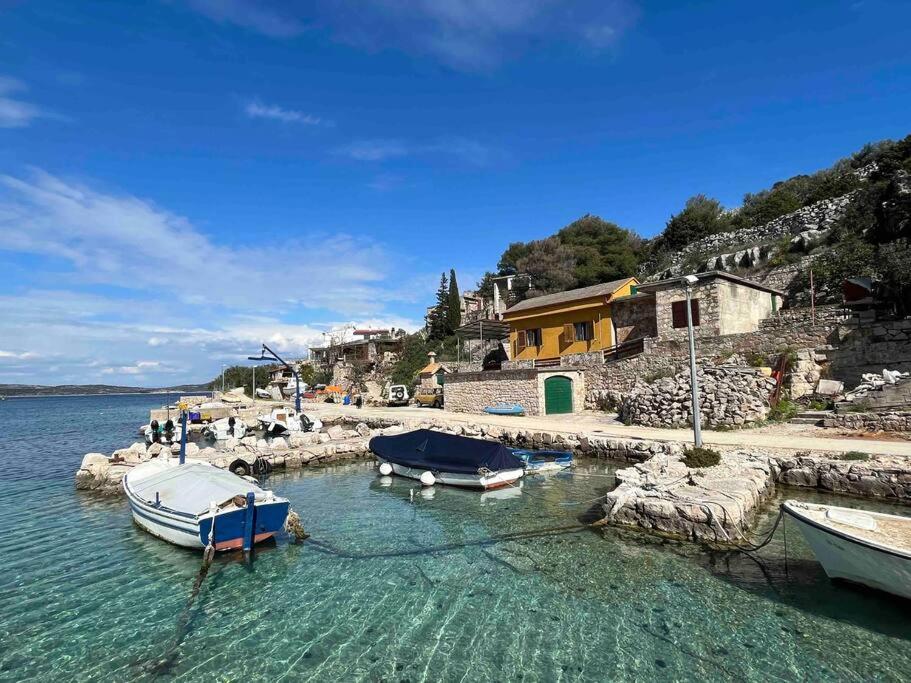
[304,522,592,560]
[143,525,218,675]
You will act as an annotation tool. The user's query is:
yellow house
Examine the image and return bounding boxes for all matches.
[504,277,639,361]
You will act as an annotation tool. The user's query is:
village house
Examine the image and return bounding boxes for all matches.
[442,270,788,417]
[635,271,785,341]
[309,329,405,369]
[503,277,639,362]
[418,351,450,389]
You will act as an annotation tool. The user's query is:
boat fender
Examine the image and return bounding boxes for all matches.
[378,462,393,476]
[420,471,435,487]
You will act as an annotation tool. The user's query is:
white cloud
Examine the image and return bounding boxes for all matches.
[0,170,397,314]
[244,100,322,125]
[0,76,50,129]
[184,0,304,38]
[338,139,409,162]
[337,137,500,166]
[0,350,39,360]
[0,172,430,386]
[181,0,640,70]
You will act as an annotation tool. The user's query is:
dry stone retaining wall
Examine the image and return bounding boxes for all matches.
[823,411,911,433]
[618,367,777,428]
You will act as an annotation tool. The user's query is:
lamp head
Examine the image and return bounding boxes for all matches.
[681,274,699,286]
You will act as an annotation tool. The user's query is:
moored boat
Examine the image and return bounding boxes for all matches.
[202,416,247,441]
[483,402,525,416]
[123,456,290,551]
[782,500,911,599]
[257,407,322,436]
[511,448,573,472]
[369,429,525,490]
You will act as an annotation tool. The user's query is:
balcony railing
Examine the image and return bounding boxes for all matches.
[602,337,645,362]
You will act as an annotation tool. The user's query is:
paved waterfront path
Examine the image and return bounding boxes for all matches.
[305,403,911,457]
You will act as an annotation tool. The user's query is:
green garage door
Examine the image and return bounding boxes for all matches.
[544,376,573,414]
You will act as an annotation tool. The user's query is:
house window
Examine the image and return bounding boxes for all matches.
[671,299,700,329]
[574,321,594,342]
[564,321,594,342]
[516,328,542,352]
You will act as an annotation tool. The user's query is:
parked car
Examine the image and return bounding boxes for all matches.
[414,387,444,408]
[386,384,410,407]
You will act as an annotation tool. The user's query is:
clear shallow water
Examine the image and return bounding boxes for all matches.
[1,395,910,682]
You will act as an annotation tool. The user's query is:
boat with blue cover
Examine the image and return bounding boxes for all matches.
[511,449,573,472]
[483,402,525,416]
[369,429,525,489]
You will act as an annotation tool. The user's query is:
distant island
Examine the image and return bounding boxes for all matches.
[0,383,211,398]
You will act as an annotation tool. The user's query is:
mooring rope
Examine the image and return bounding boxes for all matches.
[304,522,592,560]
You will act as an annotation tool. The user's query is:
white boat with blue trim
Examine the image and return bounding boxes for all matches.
[782,500,911,600]
[123,456,290,551]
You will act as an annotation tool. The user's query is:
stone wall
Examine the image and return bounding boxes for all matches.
[827,318,911,386]
[611,296,657,344]
[652,279,722,341]
[717,279,777,335]
[823,411,911,432]
[642,189,861,279]
[443,369,540,414]
[618,367,777,428]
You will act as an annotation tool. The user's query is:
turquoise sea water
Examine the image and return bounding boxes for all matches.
[1,394,909,681]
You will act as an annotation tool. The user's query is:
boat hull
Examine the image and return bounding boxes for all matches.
[123,471,290,551]
[783,501,911,600]
[385,461,523,490]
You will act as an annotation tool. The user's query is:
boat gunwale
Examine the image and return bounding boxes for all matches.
[782,501,911,561]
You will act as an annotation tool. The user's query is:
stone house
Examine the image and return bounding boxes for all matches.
[310,329,404,369]
[503,277,638,362]
[636,271,785,342]
[417,352,450,390]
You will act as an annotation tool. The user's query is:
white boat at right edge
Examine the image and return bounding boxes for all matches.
[782,500,911,600]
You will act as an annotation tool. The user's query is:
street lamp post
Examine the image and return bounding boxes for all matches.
[248,343,301,412]
[681,274,703,448]
[221,364,226,394]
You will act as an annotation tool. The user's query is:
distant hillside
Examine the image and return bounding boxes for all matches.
[0,383,211,397]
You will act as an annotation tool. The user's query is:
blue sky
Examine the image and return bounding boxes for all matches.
[1,0,909,386]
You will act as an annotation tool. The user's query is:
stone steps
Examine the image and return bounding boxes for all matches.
[790,410,833,426]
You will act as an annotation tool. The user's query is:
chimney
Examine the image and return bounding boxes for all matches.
[427,351,437,365]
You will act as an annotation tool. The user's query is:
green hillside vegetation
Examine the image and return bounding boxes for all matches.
[477,134,911,314]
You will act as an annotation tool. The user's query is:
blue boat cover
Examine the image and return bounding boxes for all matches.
[369,429,524,474]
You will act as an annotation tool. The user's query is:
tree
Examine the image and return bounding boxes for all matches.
[391,334,431,386]
[497,242,531,274]
[448,268,462,329]
[557,214,642,286]
[514,237,578,295]
[657,195,732,253]
[208,364,274,396]
[427,272,449,340]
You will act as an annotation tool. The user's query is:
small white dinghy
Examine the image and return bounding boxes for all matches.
[782,500,911,599]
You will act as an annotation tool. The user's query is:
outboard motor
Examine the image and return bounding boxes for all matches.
[150,419,160,443]
[227,416,236,437]
[164,418,175,442]
[300,414,313,433]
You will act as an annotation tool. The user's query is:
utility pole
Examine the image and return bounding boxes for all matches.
[221,364,226,393]
[682,275,703,448]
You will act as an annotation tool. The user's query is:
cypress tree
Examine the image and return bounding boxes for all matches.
[429,272,449,339]
[448,268,461,331]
